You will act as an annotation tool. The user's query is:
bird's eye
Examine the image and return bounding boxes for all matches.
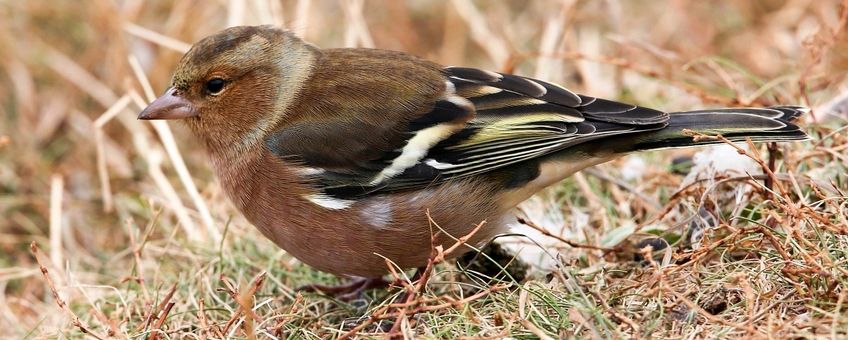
[205,78,226,95]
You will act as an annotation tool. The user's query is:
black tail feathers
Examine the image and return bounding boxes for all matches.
[627,105,809,151]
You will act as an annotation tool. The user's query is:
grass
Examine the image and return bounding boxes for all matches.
[2,0,848,338]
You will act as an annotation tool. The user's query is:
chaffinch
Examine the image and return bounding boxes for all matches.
[139,25,806,295]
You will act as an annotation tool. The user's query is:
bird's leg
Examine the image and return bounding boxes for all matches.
[299,268,428,302]
[393,267,426,304]
[298,277,391,301]
[336,278,394,301]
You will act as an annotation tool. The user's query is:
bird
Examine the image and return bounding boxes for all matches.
[138,25,807,297]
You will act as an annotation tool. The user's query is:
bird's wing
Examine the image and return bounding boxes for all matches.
[378,67,669,192]
[266,51,669,200]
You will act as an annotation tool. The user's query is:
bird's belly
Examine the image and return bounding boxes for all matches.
[238,181,508,278]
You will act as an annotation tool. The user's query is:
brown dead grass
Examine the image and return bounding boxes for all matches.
[1,0,847,338]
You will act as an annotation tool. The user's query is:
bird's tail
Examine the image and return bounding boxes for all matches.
[623,105,809,152]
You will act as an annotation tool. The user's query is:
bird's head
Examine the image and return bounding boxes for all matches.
[139,25,317,151]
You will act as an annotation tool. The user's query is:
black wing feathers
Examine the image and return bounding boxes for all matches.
[270,65,803,200]
[305,67,673,198]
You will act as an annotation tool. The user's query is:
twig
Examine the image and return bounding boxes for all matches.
[388,217,487,334]
[271,293,304,337]
[125,217,152,301]
[337,285,506,340]
[198,298,226,339]
[642,246,764,336]
[584,287,641,335]
[196,298,210,339]
[30,242,106,340]
[665,286,763,336]
[516,217,611,251]
[86,303,122,338]
[238,272,267,340]
[220,272,267,336]
[149,301,175,340]
[135,282,177,333]
[340,215,493,339]
[583,167,662,212]
[683,131,790,199]
[755,225,791,261]
[667,227,743,274]
[730,273,757,338]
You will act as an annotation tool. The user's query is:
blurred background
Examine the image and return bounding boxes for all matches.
[1,0,847,338]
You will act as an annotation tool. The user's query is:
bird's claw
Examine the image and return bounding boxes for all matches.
[298,277,391,301]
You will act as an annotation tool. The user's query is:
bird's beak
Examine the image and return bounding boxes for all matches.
[138,87,198,120]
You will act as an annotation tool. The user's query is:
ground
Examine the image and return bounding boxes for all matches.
[1,1,847,338]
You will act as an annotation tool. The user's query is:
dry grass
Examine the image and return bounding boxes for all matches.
[1,0,847,338]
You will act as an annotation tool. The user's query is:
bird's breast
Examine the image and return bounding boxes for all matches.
[211,149,509,277]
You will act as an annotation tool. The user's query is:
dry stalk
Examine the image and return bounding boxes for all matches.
[197,298,226,338]
[128,55,221,243]
[338,214,497,339]
[136,282,177,333]
[519,318,556,340]
[338,284,507,340]
[93,94,132,212]
[583,284,641,336]
[696,132,848,281]
[42,45,118,107]
[798,0,848,111]
[341,0,374,48]
[30,242,107,340]
[515,216,612,251]
[48,175,64,270]
[387,216,487,334]
[523,51,740,106]
[668,226,743,274]
[123,217,153,300]
[291,0,312,38]
[665,286,763,336]
[123,22,191,53]
[144,148,202,241]
[226,0,246,27]
[584,167,662,212]
[149,301,176,340]
[450,0,511,67]
[643,247,764,336]
[220,272,267,336]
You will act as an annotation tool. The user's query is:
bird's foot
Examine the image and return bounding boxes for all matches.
[298,277,391,301]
